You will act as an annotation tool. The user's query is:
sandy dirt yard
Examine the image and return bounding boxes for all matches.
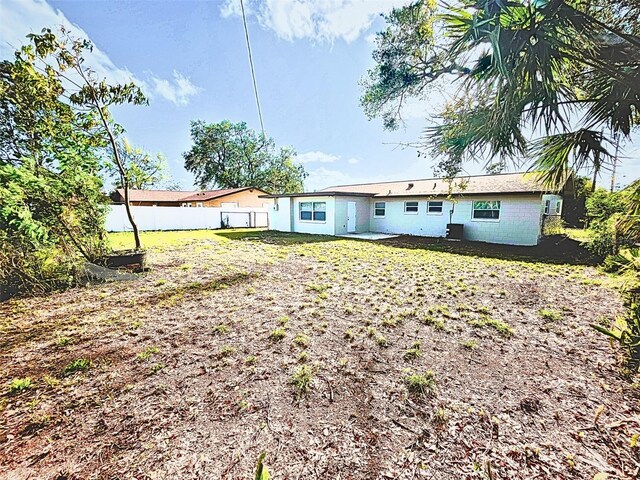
[1,230,638,479]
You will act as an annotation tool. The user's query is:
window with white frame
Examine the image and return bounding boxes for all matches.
[472,200,501,220]
[300,201,326,222]
[404,201,419,214]
[196,202,203,207]
[555,200,561,214]
[544,199,550,215]
[374,202,386,217]
[427,201,443,214]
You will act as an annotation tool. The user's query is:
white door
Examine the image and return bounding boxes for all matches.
[347,201,357,233]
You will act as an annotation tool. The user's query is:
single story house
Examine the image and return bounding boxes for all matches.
[110,187,272,208]
[260,172,567,246]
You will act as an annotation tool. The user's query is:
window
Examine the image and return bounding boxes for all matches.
[472,201,500,220]
[374,202,386,217]
[544,200,550,215]
[196,202,203,208]
[555,201,561,214]
[404,201,419,214]
[181,203,188,207]
[427,201,443,214]
[300,201,326,222]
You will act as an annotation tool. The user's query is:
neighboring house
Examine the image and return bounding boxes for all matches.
[110,187,272,208]
[261,172,568,246]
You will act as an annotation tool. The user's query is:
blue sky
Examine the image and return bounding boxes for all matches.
[1,0,638,191]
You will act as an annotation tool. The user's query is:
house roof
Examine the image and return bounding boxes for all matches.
[320,172,556,197]
[114,187,268,203]
[179,187,268,202]
[114,188,198,202]
[259,191,376,198]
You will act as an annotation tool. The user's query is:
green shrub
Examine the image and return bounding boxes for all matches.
[405,370,437,396]
[8,377,32,394]
[592,295,640,369]
[63,358,91,376]
[290,364,314,398]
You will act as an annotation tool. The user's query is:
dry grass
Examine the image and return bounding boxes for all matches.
[0,229,637,480]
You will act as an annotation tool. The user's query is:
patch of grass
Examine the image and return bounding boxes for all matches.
[278,316,290,326]
[404,370,437,396]
[269,327,287,341]
[421,315,446,330]
[297,351,309,363]
[344,328,355,341]
[293,333,310,349]
[137,346,159,361]
[290,364,314,398]
[211,323,230,335]
[404,341,422,360]
[217,345,237,358]
[461,339,478,350]
[63,358,91,376]
[55,336,71,347]
[150,363,165,374]
[468,316,514,337]
[539,308,563,322]
[8,378,32,395]
[245,355,258,365]
[305,282,329,293]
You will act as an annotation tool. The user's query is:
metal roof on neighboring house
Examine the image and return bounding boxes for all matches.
[179,187,268,202]
[259,191,377,198]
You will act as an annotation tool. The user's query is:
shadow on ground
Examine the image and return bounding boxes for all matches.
[219,230,599,266]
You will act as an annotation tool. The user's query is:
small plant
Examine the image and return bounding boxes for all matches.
[150,363,165,374]
[404,341,422,360]
[254,452,269,480]
[55,336,71,347]
[338,357,349,368]
[405,370,437,396]
[297,351,309,363]
[592,296,640,367]
[8,378,32,395]
[344,328,355,341]
[217,345,237,358]
[278,316,290,326]
[290,364,314,398]
[137,346,159,361]
[292,333,310,349]
[269,327,287,341]
[539,308,562,322]
[421,315,446,330]
[461,339,478,350]
[468,316,514,337]
[245,355,258,365]
[212,323,230,335]
[63,358,91,376]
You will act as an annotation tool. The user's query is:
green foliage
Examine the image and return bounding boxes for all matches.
[592,296,640,369]
[584,188,636,259]
[361,0,640,188]
[539,308,562,322]
[254,452,269,480]
[403,340,422,360]
[290,364,314,398]
[269,327,287,341]
[63,358,91,376]
[8,377,32,394]
[183,120,307,194]
[108,139,172,190]
[404,369,436,396]
[0,28,147,296]
[137,346,159,361]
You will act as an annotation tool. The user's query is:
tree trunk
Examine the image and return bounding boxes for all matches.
[122,178,141,251]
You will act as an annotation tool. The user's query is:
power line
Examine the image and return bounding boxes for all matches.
[239,0,265,137]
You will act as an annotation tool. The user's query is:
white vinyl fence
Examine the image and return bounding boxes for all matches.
[106,205,269,232]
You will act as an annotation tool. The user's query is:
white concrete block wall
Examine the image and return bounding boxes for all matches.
[291,196,335,235]
[334,197,371,234]
[369,199,453,237]
[270,197,293,232]
[450,195,543,246]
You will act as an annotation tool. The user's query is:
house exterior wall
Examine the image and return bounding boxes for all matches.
[334,197,371,234]
[291,196,336,235]
[369,194,545,246]
[370,198,453,237]
[270,197,293,232]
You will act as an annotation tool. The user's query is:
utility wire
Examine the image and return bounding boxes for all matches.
[239,0,265,137]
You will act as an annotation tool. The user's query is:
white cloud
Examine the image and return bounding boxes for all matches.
[221,0,408,43]
[1,0,201,106]
[305,166,352,191]
[295,151,340,164]
[151,71,202,106]
[347,157,359,164]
